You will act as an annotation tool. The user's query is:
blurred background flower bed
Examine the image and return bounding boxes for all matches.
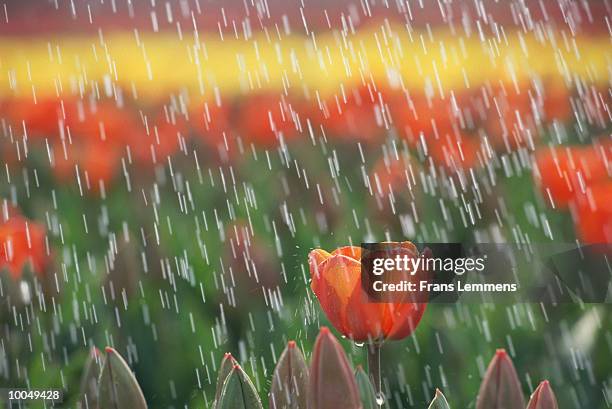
[0,0,610,408]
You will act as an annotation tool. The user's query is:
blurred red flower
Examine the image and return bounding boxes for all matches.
[570,181,612,243]
[427,131,483,170]
[129,110,187,166]
[51,100,136,187]
[191,100,232,147]
[534,142,610,208]
[308,243,426,342]
[0,209,48,280]
[318,85,387,142]
[234,94,298,147]
[485,84,538,151]
[543,82,572,123]
[388,92,456,147]
[4,97,66,139]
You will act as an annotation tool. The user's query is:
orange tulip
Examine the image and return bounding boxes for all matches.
[0,210,49,280]
[308,243,426,342]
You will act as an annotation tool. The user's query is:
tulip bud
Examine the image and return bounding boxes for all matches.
[270,341,309,409]
[526,381,559,409]
[476,349,525,409]
[428,389,451,409]
[214,353,239,404]
[77,347,102,409]
[98,347,148,409]
[354,366,377,409]
[309,327,362,409]
[216,365,263,409]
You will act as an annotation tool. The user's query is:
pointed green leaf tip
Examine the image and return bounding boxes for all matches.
[427,389,451,409]
[476,349,525,409]
[354,366,377,409]
[308,327,362,409]
[269,341,309,409]
[526,381,559,409]
[77,347,102,409]
[215,353,239,404]
[98,347,148,409]
[216,365,263,409]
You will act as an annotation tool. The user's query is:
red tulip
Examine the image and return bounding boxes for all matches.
[308,243,426,342]
[371,153,417,197]
[485,84,538,151]
[476,349,525,409]
[65,100,136,146]
[309,327,362,409]
[427,131,483,170]
[52,139,120,189]
[543,83,572,122]
[234,94,298,147]
[570,181,612,243]
[534,143,610,208]
[319,85,387,142]
[526,381,559,409]
[191,100,232,147]
[0,210,48,280]
[129,110,187,166]
[4,97,65,139]
[388,92,456,147]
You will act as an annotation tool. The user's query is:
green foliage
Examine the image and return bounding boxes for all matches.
[355,366,378,409]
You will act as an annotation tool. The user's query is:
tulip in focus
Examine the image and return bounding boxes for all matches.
[308,242,426,342]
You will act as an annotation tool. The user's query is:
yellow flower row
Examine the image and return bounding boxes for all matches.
[0,26,609,99]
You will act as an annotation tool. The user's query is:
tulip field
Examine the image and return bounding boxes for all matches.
[0,1,611,408]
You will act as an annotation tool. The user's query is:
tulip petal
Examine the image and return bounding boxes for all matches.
[308,249,332,279]
[383,302,427,341]
[331,246,361,260]
[309,327,362,409]
[476,349,525,409]
[526,381,559,409]
[345,283,386,341]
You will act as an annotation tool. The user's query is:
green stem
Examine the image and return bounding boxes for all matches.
[367,342,384,408]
